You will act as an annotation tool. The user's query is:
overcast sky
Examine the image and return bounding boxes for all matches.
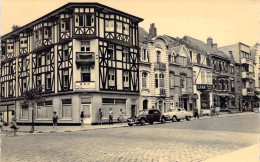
[1,0,259,47]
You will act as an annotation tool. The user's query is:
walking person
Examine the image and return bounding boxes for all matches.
[80,111,85,128]
[210,106,214,117]
[109,108,113,125]
[53,111,59,130]
[119,109,124,125]
[10,111,19,136]
[99,108,103,125]
[215,106,220,117]
[194,107,199,119]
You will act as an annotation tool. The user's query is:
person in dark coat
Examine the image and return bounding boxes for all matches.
[53,111,59,130]
[80,111,84,128]
[194,107,199,119]
[99,108,103,125]
[108,108,113,125]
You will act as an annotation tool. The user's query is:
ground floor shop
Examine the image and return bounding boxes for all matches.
[193,85,213,114]
[139,96,170,113]
[242,96,254,112]
[3,92,139,125]
[0,101,15,124]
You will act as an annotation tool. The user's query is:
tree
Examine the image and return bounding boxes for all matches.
[23,85,44,133]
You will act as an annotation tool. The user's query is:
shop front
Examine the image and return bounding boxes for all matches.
[0,101,15,124]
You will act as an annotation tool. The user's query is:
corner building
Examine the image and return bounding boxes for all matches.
[0,3,143,125]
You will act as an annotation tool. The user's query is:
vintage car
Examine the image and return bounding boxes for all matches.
[127,109,166,126]
[164,108,193,122]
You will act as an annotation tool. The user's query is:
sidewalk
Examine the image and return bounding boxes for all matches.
[1,123,129,135]
[204,143,259,162]
[194,111,256,120]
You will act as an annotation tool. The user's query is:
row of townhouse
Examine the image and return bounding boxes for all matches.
[139,24,258,114]
[0,3,258,125]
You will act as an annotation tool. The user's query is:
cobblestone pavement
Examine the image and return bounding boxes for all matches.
[1,114,259,162]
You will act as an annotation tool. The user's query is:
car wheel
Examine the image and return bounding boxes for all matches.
[140,119,145,126]
[161,118,166,124]
[172,116,178,122]
[128,123,133,126]
[186,116,191,121]
[149,121,153,125]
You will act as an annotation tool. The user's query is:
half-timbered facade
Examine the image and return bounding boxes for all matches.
[0,3,143,125]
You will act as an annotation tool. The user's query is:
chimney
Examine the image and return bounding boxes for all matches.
[212,43,218,49]
[12,25,19,31]
[149,23,157,39]
[207,37,213,47]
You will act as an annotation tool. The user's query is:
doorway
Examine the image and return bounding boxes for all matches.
[131,105,136,118]
[143,100,148,110]
[82,104,92,124]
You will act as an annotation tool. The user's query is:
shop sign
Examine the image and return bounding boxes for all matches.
[197,84,212,90]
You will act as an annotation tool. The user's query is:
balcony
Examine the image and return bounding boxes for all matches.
[242,88,254,96]
[154,62,166,71]
[241,57,253,65]
[242,72,254,79]
[218,71,229,78]
[160,88,166,96]
[76,52,95,67]
[75,81,95,91]
[33,38,53,52]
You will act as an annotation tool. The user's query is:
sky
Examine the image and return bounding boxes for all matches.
[1,0,259,47]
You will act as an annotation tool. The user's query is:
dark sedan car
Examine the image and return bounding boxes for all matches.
[127,109,166,126]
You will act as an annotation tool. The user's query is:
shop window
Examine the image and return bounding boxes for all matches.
[21,104,29,119]
[36,101,53,119]
[62,99,72,119]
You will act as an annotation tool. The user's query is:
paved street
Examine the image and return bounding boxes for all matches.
[1,114,259,162]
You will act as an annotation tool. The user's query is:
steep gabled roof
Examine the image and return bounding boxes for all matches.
[138,27,149,44]
[181,36,229,60]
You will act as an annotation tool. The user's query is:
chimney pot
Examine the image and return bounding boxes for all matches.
[207,37,213,47]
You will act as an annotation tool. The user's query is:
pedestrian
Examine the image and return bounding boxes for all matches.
[194,107,199,119]
[215,106,220,117]
[109,108,113,125]
[80,111,84,128]
[99,108,103,125]
[210,106,214,117]
[119,109,124,125]
[53,111,59,130]
[10,111,19,136]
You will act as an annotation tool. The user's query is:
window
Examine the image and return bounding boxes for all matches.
[20,38,27,48]
[207,71,211,84]
[44,27,52,38]
[142,48,147,61]
[123,47,128,62]
[231,98,236,107]
[123,71,129,87]
[23,78,27,93]
[201,71,205,84]
[236,67,240,75]
[63,45,69,61]
[63,70,69,88]
[107,44,114,60]
[213,79,216,90]
[61,19,70,32]
[22,57,27,71]
[81,66,91,82]
[21,104,29,119]
[37,101,53,119]
[155,74,159,88]
[169,73,174,88]
[193,71,196,83]
[9,81,13,96]
[105,20,114,32]
[46,73,51,90]
[156,51,161,63]
[62,99,72,119]
[123,23,129,35]
[230,65,234,74]
[1,83,4,97]
[231,79,235,92]
[197,54,201,64]
[180,76,186,88]
[116,21,122,33]
[169,53,175,63]
[46,52,51,65]
[108,69,115,86]
[86,14,94,27]
[142,72,148,88]
[81,41,90,52]
[159,73,164,88]
[79,15,84,26]
[36,75,41,86]
[37,54,42,67]
[237,80,240,89]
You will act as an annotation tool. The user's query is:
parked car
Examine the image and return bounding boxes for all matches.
[164,108,193,122]
[127,109,166,126]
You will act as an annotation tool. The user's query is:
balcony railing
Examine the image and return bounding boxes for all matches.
[76,52,95,66]
[242,72,254,79]
[160,88,166,96]
[242,88,254,96]
[154,62,166,71]
[75,81,95,91]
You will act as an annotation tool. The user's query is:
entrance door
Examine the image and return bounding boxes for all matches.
[82,104,92,124]
[184,99,188,111]
[143,100,148,110]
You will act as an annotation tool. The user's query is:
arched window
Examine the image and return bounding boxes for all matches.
[156,51,161,63]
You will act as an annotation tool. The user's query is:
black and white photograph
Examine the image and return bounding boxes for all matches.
[0,0,259,161]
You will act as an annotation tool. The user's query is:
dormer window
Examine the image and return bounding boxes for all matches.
[169,53,175,63]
